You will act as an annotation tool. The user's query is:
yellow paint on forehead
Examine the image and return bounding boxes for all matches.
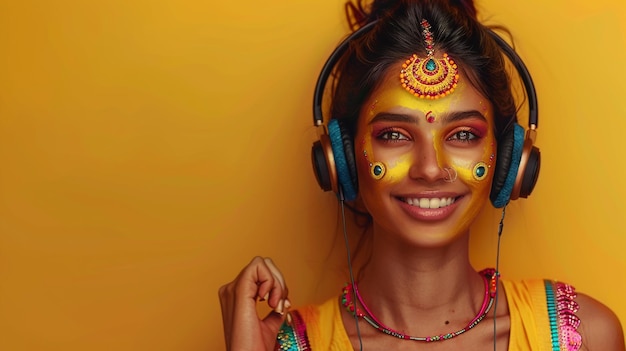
[366,72,476,174]
[368,71,472,119]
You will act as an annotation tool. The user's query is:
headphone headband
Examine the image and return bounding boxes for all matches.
[488,31,538,128]
[312,20,538,130]
[310,19,541,205]
[313,21,378,126]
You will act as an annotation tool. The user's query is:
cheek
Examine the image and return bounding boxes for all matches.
[449,138,496,194]
[357,133,412,186]
[384,156,412,183]
[357,134,380,186]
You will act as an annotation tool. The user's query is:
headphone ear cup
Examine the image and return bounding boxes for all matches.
[311,138,333,192]
[490,124,525,208]
[512,135,541,199]
[327,119,358,200]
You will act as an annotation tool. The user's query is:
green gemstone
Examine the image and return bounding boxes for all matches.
[373,165,383,176]
[476,166,486,178]
[425,58,436,71]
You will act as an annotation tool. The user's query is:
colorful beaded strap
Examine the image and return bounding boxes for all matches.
[544,280,582,351]
[275,310,311,351]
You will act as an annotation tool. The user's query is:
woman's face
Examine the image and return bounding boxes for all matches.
[355,63,496,247]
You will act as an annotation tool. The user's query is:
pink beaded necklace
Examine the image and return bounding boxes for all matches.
[341,268,498,342]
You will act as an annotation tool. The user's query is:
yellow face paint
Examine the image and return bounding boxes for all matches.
[361,131,413,183]
[354,62,497,243]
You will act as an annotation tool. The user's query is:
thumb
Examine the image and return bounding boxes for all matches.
[262,310,288,334]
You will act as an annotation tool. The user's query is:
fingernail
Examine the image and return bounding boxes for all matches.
[284,298,292,310]
[286,312,293,325]
[263,293,269,301]
[275,299,285,315]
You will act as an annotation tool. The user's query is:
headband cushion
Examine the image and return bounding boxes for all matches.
[491,123,525,208]
[328,119,358,201]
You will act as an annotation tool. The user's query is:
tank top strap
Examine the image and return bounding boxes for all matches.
[543,280,582,351]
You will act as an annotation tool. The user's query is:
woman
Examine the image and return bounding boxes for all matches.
[219,0,625,350]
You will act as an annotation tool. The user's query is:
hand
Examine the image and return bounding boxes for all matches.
[219,256,291,351]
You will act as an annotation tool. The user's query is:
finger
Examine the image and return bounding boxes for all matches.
[253,263,282,311]
[263,257,286,292]
[262,310,288,333]
[248,258,279,303]
[219,257,287,351]
[263,257,290,314]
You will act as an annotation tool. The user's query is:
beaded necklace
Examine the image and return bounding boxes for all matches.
[341,268,498,342]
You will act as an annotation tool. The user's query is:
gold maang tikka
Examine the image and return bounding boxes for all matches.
[400,19,459,100]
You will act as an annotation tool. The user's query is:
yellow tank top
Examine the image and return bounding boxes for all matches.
[275,279,581,351]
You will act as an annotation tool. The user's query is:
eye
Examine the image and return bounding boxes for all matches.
[447,129,478,143]
[376,129,410,142]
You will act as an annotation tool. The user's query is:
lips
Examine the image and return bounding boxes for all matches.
[396,194,463,221]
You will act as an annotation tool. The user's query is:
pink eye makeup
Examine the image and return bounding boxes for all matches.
[445,122,488,144]
[372,127,411,142]
[447,128,480,143]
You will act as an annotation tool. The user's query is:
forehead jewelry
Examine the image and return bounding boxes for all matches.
[400,19,459,99]
[473,162,488,181]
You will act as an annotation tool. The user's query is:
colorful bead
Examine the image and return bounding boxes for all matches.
[341,269,497,342]
[275,311,311,351]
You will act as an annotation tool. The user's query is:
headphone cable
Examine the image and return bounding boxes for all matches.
[493,205,507,351]
[338,188,364,351]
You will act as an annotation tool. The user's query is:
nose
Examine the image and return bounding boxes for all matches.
[408,137,447,183]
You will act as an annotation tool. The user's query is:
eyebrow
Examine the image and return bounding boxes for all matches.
[369,113,416,124]
[369,109,487,125]
[441,110,487,124]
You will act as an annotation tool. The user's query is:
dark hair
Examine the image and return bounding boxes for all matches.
[331,0,517,141]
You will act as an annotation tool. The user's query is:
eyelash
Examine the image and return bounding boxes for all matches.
[374,127,483,144]
[375,128,410,142]
[447,129,480,143]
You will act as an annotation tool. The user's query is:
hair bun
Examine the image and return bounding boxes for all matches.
[450,0,477,20]
[345,0,478,30]
[345,0,399,30]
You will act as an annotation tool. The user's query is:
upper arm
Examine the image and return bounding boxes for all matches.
[576,292,625,351]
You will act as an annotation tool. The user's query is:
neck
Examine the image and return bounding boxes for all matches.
[353,227,486,333]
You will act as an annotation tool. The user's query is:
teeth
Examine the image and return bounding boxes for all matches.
[404,197,455,209]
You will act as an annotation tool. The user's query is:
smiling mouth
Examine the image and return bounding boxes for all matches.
[400,197,457,209]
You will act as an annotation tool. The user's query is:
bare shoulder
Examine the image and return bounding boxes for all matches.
[575,292,625,351]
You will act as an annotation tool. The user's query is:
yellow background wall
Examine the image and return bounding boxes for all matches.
[1,0,624,349]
